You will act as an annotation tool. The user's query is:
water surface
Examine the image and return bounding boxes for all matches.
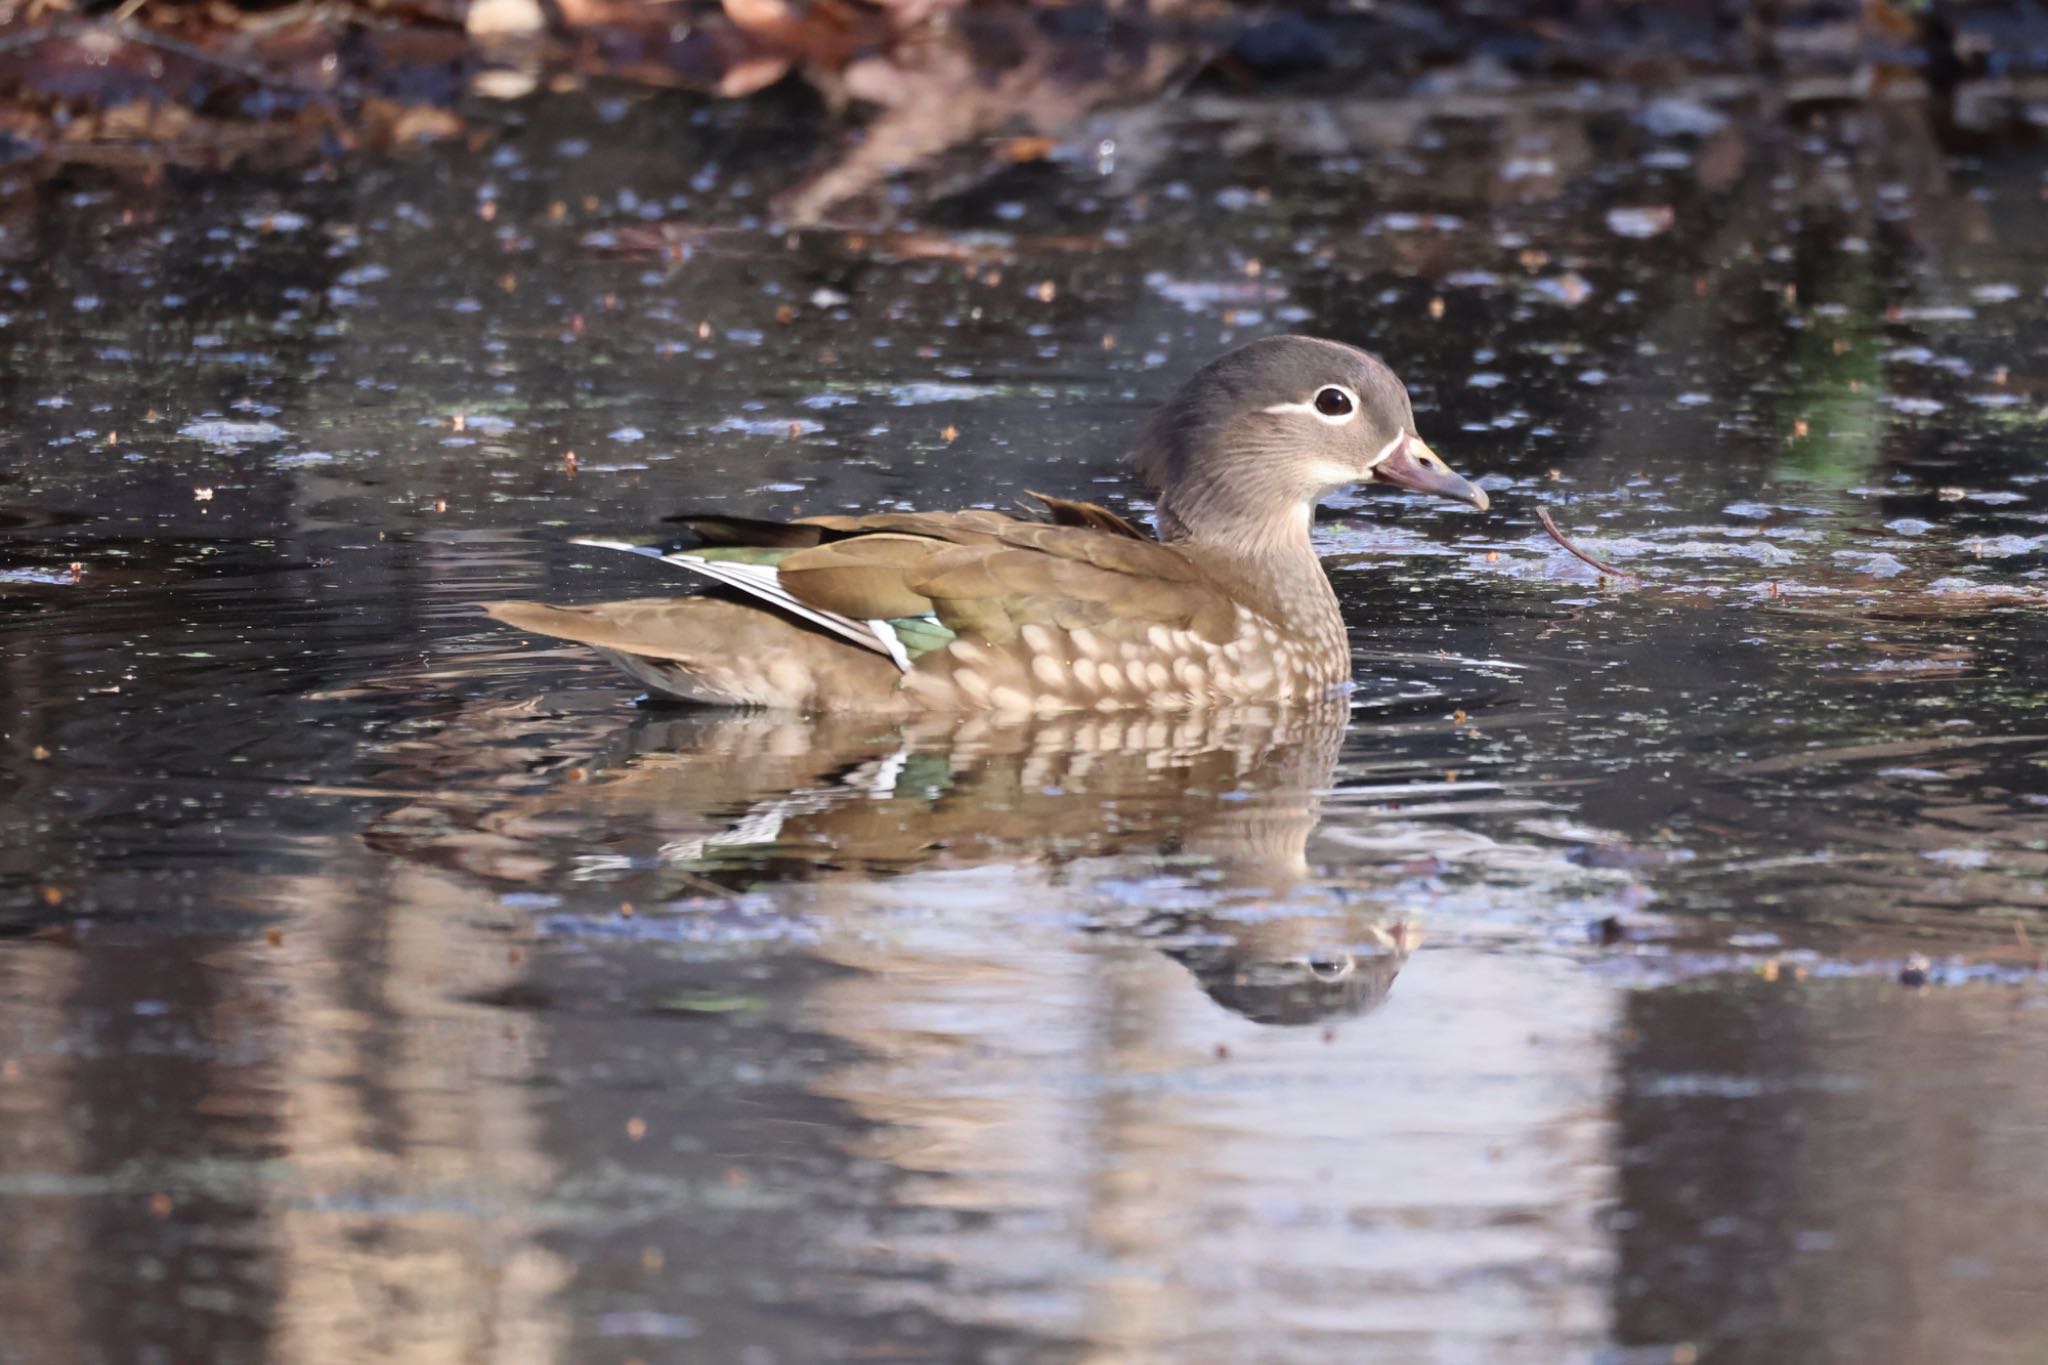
[2,86,2047,1363]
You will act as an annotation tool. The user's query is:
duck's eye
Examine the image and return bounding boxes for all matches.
[1304,950,1355,982]
[1313,386,1355,418]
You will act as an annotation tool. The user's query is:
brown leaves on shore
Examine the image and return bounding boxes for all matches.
[0,14,481,166]
[0,0,2033,195]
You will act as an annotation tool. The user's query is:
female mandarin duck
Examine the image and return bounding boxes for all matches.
[486,335,1489,714]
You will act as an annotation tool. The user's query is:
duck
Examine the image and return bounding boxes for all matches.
[484,334,1490,715]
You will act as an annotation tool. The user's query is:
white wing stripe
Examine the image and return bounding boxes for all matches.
[568,538,911,673]
[866,618,911,671]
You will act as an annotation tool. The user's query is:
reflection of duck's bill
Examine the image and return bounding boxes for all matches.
[1380,919,1422,954]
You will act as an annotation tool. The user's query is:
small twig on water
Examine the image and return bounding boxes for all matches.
[1536,506,1636,580]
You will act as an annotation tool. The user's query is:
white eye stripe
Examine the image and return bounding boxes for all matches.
[1259,399,1329,420]
[1261,384,1363,425]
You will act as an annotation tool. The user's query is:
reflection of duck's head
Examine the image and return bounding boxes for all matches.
[1166,914,1418,1027]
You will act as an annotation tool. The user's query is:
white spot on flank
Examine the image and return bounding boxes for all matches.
[901,672,947,703]
[989,685,1031,714]
[768,657,811,701]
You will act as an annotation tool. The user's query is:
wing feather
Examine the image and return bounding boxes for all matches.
[568,503,1237,673]
[570,538,910,672]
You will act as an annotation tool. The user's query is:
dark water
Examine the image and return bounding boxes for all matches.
[2,85,2046,1364]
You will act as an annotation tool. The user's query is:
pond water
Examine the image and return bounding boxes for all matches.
[2,84,2046,1364]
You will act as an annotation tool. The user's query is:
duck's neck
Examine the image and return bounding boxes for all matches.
[1160,500,1346,643]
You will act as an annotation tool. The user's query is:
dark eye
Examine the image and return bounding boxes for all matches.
[1314,387,1354,417]
[1305,950,1355,981]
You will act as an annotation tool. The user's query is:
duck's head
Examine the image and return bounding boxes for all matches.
[1136,335,1488,549]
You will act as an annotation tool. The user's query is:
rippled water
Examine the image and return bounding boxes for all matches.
[2,87,2046,1363]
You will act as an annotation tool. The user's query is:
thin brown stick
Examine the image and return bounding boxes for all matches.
[1536,506,1636,580]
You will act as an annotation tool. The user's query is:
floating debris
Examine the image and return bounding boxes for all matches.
[178,419,288,447]
[1536,508,1635,580]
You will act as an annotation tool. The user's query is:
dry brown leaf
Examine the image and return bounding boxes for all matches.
[718,55,792,97]
[1000,135,1057,163]
[76,100,194,142]
[363,98,464,145]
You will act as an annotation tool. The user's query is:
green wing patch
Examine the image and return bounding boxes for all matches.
[890,614,956,659]
[690,546,796,566]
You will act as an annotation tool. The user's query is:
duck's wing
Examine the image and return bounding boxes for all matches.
[487,508,1240,709]
[770,510,1242,650]
[567,537,921,671]
[660,512,865,547]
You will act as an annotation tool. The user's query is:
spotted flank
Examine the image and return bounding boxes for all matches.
[893,603,1349,718]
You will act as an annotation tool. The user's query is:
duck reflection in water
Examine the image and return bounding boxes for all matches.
[368,693,1415,1026]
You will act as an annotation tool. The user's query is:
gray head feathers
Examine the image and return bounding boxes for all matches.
[1134,335,1419,548]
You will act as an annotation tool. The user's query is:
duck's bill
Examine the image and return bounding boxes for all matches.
[1375,436,1490,512]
